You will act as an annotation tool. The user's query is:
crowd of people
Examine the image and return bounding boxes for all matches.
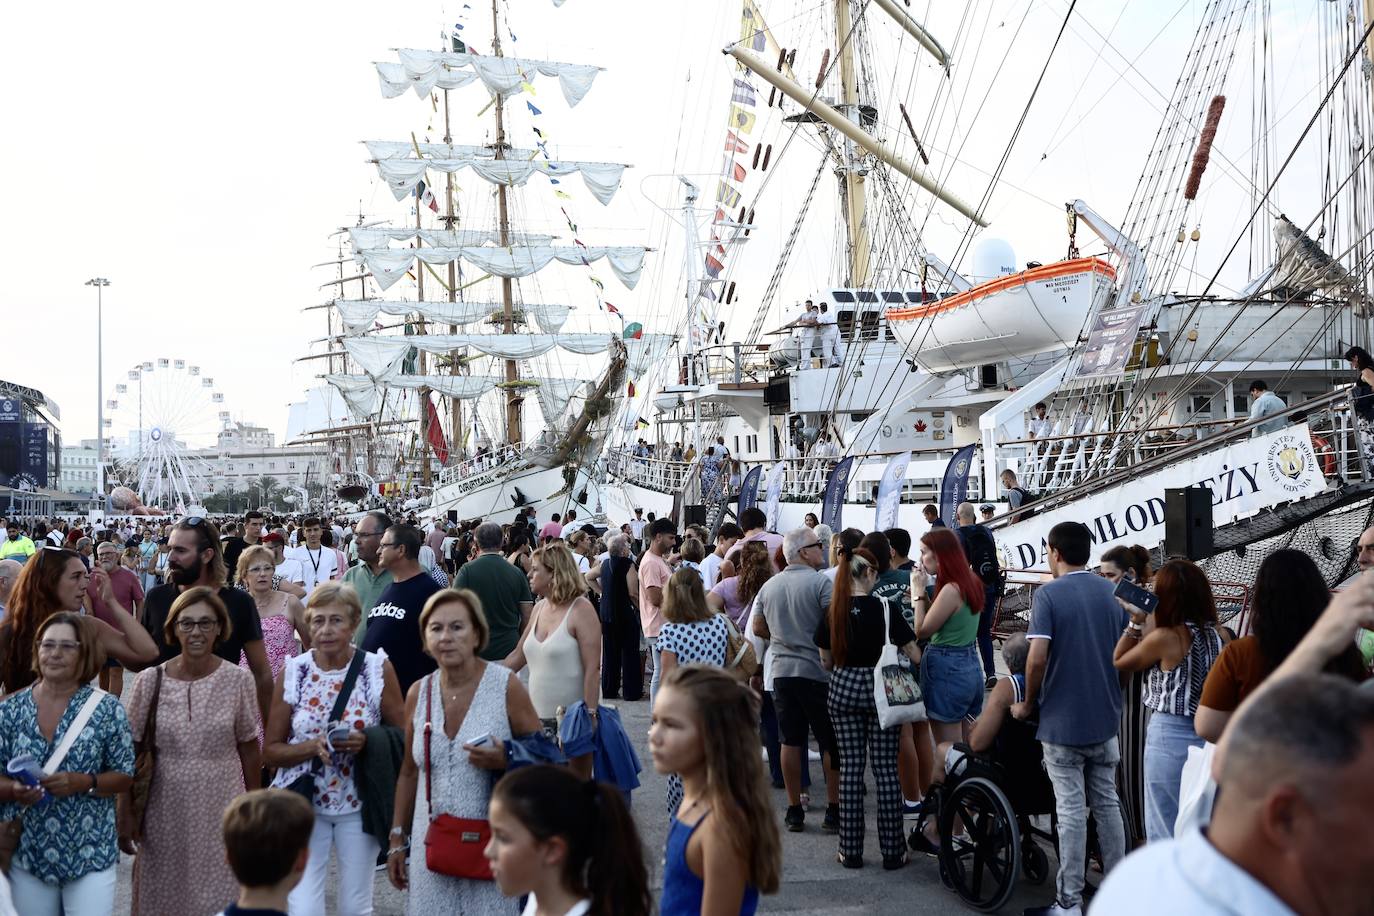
[0,497,1371,916]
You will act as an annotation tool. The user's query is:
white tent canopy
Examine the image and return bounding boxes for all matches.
[357,246,648,291]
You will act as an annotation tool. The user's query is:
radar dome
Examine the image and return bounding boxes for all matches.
[971,239,1017,283]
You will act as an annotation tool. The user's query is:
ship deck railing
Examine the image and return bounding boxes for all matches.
[983,386,1365,529]
[435,442,544,493]
[607,445,986,505]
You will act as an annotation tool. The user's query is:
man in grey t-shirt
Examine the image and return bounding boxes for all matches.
[752,527,838,833]
[1013,521,1128,916]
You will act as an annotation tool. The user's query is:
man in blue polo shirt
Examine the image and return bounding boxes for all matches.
[1012,521,1129,916]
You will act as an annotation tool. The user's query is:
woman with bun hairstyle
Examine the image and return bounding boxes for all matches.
[486,765,651,916]
[816,546,920,870]
[1098,543,1152,845]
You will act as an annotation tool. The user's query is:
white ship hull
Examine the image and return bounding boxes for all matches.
[887,257,1117,373]
[430,461,603,526]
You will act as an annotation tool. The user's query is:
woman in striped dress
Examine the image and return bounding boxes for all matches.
[1111,558,1227,842]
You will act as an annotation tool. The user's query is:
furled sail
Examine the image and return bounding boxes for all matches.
[327,372,587,418]
[376,50,601,107]
[332,299,572,335]
[347,228,555,250]
[532,377,589,425]
[343,334,616,378]
[626,334,676,376]
[368,154,627,206]
[356,246,649,291]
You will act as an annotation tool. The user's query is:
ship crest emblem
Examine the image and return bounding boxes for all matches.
[1274,447,1303,479]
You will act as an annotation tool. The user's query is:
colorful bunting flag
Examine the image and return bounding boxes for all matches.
[731,78,757,106]
[724,131,750,154]
[728,105,757,134]
[526,101,542,116]
[605,302,621,316]
[627,381,636,397]
[721,158,746,181]
[716,182,742,208]
[623,322,643,340]
[704,255,724,279]
[414,180,439,213]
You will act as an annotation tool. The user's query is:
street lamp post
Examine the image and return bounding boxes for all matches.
[85,278,110,510]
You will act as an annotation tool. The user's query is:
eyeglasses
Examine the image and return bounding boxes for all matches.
[799,542,822,551]
[38,640,80,653]
[176,618,218,633]
[379,541,398,549]
[245,564,275,574]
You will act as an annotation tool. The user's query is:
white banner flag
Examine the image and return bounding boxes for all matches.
[997,424,1328,570]
[764,461,788,532]
[874,450,912,532]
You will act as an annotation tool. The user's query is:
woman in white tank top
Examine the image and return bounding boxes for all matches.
[501,542,602,779]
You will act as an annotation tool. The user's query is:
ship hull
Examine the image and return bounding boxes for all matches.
[430,461,604,526]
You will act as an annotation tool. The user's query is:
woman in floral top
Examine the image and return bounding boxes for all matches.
[0,611,134,915]
[265,581,404,916]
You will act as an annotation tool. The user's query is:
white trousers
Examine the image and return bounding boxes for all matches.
[288,810,380,916]
[820,328,843,365]
[9,865,115,916]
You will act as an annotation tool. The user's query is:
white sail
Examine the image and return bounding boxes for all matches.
[324,373,383,419]
[332,299,572,335]
[376,50,601,107]
[371,155,627,206]
[328,372,587,418]
[626,334,676,376]
[357,245,648,291]
[364,140,495,160]
[347,227,555,250]
[533,377,588,424]
[343,334,616,377]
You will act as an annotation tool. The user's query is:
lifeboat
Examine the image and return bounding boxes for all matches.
[886,257,1116,373]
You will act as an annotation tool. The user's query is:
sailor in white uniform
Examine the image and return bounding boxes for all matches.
[789,300,821,365]
[817,302,843,367]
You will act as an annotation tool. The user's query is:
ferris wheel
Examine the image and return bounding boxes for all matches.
[108,358,230,512]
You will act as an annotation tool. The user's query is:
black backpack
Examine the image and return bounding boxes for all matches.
[958,524,1002,587]
[1012,486,1038,518]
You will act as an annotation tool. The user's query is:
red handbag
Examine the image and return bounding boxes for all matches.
[423,675,494,881]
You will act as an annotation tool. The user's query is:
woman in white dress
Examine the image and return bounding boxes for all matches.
[387,589,542,915]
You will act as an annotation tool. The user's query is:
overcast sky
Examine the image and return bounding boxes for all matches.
[2,1,1343,449]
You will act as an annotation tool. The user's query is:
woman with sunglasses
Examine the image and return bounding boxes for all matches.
[0,546,160,694]
[0,611,135,915]
[121,586,262,916]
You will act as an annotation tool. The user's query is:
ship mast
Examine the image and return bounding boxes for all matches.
[442,88,463,459]
[493,0,523,447]
[834,0,870,287]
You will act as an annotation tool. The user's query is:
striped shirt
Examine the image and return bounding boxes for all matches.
[1142,624,1224,716]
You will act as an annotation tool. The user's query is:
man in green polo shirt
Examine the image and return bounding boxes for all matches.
[345,511,394,646]
[454,521,534,661]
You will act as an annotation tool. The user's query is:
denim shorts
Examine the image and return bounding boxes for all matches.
[920,644,984,723]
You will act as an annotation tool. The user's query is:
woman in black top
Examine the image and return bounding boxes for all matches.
[1344,346,1374,465]
[815,547,920,870]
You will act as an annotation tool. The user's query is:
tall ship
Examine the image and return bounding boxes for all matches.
[604,0,1374,591]
[291,0,670,522]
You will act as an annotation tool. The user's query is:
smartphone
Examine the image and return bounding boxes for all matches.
[467,733,493,748]
[1114,578,1159,614]
[326,723,352,750]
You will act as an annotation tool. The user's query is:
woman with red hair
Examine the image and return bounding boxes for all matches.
[910,528,986,747]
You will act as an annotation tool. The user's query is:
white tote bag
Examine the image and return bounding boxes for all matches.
[1174,741,1218,836]
[873,597,926,728]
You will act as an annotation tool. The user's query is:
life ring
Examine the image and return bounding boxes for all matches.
[1310,433,1337,476]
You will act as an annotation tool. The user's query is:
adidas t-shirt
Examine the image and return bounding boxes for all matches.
[360,572,442,693]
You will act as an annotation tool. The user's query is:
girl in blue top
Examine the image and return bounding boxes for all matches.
[650,665,781,916]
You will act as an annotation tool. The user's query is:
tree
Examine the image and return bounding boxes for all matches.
[258,475,281,509]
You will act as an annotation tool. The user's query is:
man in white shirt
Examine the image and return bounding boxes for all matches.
[628,508,647,552]
[560,508,580,539]
[1247,379,1288,436]
[816,301,843,367]
[286,517,338,595]
[264,532,305,588]
[1092,674,1374,916]
[701,523,742,591]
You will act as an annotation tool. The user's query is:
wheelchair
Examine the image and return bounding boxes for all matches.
[907,714,1057,912]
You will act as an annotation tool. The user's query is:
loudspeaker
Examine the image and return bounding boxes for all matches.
[683,504,707,526]
[1164,487,1213,560]
[447,510,458,524]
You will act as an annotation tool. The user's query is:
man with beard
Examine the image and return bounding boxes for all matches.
[142,517,274,719]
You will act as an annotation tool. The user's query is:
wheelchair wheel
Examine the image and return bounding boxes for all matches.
[937,776,1021,913]
[1022,839,1049,885]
